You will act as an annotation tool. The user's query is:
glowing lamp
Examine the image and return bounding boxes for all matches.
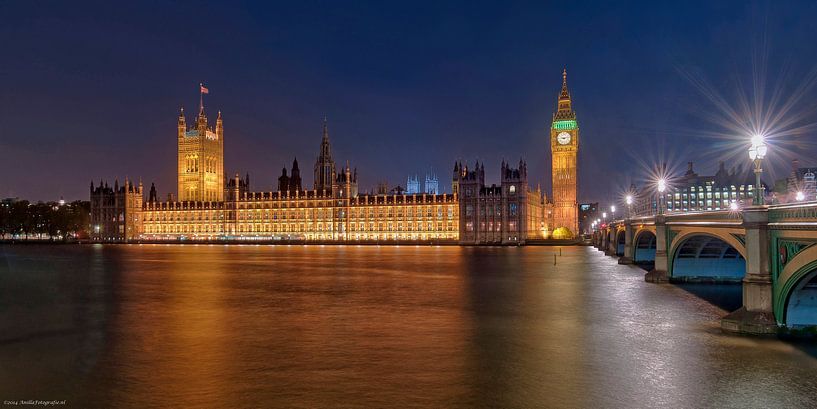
[748,133,767,205]
[796,191,805,201]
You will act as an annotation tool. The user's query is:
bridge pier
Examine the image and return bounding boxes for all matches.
[597,228,607,252]
[644,215,669,283]
[721,207,778,335]
[618,221,634,264]
[605,228,616,256]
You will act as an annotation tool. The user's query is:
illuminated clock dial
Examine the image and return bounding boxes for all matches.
[557,132,571,145]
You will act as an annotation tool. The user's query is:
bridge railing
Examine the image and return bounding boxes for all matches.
[768,201,817,225]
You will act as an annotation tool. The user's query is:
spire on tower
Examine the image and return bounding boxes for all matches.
[553,68,576,120]
[559,68,570,100]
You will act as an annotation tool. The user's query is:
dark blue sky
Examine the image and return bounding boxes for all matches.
[2,1,817,202]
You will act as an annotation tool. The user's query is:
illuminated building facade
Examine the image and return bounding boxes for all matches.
[406,175,420,194]
[550,69,579,239]
[424,172,439,194]
[177,105,224,202]
[91,113,458,243]
[664,161,758,212]
[630,161,761,216]
[455,160,546,244]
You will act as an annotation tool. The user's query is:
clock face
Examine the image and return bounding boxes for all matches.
[557,132,571,145]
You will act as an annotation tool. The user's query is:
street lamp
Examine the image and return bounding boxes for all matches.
[748,133,767,205]
[657,178,666,215]
[796,191,805,201]
[626,195,634,217]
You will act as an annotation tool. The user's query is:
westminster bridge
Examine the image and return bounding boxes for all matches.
[591,202,817,334]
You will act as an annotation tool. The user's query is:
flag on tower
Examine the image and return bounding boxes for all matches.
[200,83,209,94]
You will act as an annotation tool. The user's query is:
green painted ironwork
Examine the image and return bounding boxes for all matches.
[552,120,577,130]
[773,258,817,324]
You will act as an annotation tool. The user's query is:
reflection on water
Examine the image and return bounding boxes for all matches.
[1,244,816,408]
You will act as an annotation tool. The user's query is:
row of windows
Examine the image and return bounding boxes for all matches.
[670,191,752,199]
[184,155,219,173]
[463,221,518,232]
[143,222,457,235]
[464,204,519,217]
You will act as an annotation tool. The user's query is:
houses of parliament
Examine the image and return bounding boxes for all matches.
[90,72,580,244]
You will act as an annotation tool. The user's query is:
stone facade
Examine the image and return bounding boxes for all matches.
[89,179,143,241]
[455,160,546,244]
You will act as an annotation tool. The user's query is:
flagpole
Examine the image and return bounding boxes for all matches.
[199,83,203,114]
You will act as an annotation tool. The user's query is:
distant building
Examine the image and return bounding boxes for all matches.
[631,161,764,216]
[406,171,439,194]
[455,159,546,244]
[778,159,817,202]
[406,175,420,194]
[424,172,439,195]
[578,202,598,235]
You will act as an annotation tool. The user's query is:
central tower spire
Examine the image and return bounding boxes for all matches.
[314,117,336,194]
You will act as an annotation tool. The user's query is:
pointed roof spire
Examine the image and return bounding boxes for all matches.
[554,67,576,120]
[322,116,329,140]
[559,67,570,100]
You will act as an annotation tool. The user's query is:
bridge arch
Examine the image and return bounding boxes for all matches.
[633,229,656,263]
[776,245,817,327]
[615,229,626,256]
[669,231,746,281]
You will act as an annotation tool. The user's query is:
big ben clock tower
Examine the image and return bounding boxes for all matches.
[549,69,579,238]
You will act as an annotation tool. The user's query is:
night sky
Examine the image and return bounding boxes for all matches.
[2,1,817,203]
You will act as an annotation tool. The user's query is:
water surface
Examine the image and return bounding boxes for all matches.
[1,245,815,408]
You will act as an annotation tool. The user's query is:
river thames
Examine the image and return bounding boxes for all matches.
[1,244,816,408]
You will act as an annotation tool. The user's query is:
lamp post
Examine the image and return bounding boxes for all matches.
[748,134,767,206]
[625,194,633,218]
[657,178,666,215]
[796,191,805,201]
